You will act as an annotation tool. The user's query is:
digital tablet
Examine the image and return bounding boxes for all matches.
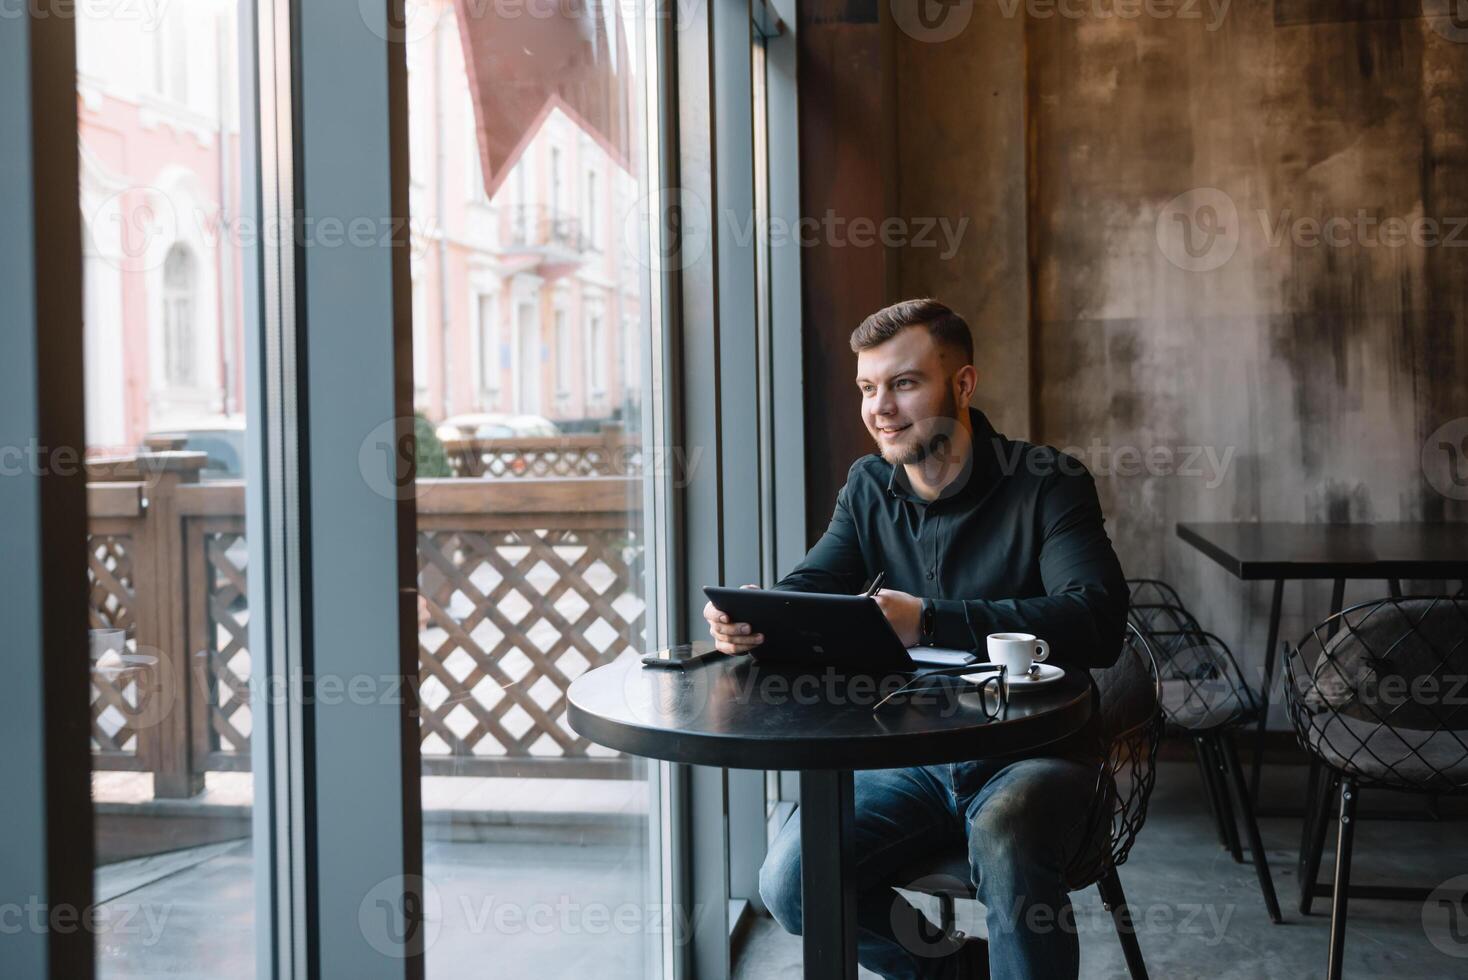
[702,586,978,672]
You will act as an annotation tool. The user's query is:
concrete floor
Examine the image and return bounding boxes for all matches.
[732,760,1468,980]
[91,760,1467,978]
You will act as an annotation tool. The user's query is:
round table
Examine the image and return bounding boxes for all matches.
[567,647,1095,980]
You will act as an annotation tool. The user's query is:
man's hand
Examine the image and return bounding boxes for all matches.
[703,583,764,655]
[872,587,922,647]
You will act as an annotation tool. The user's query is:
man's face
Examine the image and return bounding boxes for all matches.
[855,326,964,466]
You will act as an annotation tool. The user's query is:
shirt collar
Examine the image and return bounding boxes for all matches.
[885,407,1002,504]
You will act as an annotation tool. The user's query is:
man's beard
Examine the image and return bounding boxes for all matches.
[879,387,962,467]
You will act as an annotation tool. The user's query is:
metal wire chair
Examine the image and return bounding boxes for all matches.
[1126,578,1204,637]
[1284,595,1468,980]
[1071,624,1164,881]
[1124,578,1283,922]
[1147,628,1258,731]
[1126,577,1190,611]
[891,625,1163,980]
[1147,626,1281,922]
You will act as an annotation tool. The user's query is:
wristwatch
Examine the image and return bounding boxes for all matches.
[919,598,936,646]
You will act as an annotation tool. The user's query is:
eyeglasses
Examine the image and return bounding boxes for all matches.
[871,663,1009,718]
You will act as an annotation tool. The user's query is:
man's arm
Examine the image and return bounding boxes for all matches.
[770,477,867,595]
[928,465,1130,671]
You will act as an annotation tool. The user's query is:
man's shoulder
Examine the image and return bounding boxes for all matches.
[843,453,891,493]
[985,435,1098,487]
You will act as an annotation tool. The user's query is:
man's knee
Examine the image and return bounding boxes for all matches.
[970,781,1074,878]
[759,841,803,935]
[969,762,1093,878]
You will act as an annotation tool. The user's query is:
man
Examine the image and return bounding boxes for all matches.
[701,298,1130,980]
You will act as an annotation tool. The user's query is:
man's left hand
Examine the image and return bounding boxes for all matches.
[872,587,922,647]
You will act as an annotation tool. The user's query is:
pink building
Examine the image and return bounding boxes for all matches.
[78,0,247,454]
[405,0,643,427]
[77,0,641,456]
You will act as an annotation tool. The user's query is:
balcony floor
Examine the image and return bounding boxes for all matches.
[96,837,657,978]
[94,774,655,978]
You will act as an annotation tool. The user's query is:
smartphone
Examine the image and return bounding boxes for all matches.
[640,643,727,670]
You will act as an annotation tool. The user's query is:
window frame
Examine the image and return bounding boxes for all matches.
[252,0,425,972]
[0,9,93,977]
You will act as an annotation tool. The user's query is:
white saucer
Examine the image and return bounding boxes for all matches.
[960,663,1065,692]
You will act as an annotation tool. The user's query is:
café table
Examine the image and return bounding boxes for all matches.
[1175,521,1468,800]
[566,646,1094,980]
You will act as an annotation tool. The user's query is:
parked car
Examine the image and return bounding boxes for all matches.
[434,413,560,441]
[143,418,247,481]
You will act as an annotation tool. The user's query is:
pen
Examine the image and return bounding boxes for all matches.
[864,571,886,597]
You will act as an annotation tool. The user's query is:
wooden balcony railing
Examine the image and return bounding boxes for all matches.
[440,423,640,479]
[87,451,645,798]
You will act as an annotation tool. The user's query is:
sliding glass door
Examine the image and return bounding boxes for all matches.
[77,2,261,976]
[403,2,668,976]
[12,0,693,975]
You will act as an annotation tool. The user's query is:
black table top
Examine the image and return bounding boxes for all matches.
[1176,521,1468,581]
[566,649,1094,772]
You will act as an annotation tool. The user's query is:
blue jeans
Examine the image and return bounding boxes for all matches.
[759,757,1104,980]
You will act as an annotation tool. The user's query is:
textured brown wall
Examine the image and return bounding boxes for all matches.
[797,0,894,539]
[1029,4,1468,702]
[799,3,1468,709]
[894,4,1032,438]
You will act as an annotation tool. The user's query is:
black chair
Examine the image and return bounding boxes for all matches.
[1284,595,1468,980]
[894,625,1163,980]
[1124,578,1284,920]
[1146,624,1283,923]
[1125,578,1202,634]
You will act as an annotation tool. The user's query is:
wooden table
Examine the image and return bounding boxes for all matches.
[1176,522,1468,797]
[567,648,1095,980]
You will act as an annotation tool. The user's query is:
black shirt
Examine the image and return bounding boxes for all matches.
[773,407,1131,758]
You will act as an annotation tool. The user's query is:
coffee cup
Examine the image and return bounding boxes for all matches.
[986,632,1048,678]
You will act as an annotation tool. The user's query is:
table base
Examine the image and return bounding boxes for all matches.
[800,769,856,980]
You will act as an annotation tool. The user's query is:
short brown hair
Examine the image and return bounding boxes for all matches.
[849,298,974,364]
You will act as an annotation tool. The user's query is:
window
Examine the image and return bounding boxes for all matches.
[26,0,696,971]
[476,292,498,403]
[152,6,190,103]
[586,169,599,245]
[82,219,126,449]
[514,299,541,415]
[587,311,605,394]
[413,266,429,406]
[554,307,571,394]
[406,0,661,974]
[467,109,487,202]
[512,161,529,241]
[621,314,638,407]
[162,243,197,387]
[78,2,259,974]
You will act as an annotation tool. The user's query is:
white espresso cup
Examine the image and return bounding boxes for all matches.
[986,632,1049,678]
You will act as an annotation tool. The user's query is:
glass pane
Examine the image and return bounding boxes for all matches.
[78,1,259,975]
[405,1,662,975]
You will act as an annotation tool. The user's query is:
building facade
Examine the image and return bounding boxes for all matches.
[77,0,642,456]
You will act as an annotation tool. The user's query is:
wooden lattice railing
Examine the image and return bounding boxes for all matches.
[88,483,147,774]
[441,423,640,479]
[86,453,645,797]
[415,479,645,777]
